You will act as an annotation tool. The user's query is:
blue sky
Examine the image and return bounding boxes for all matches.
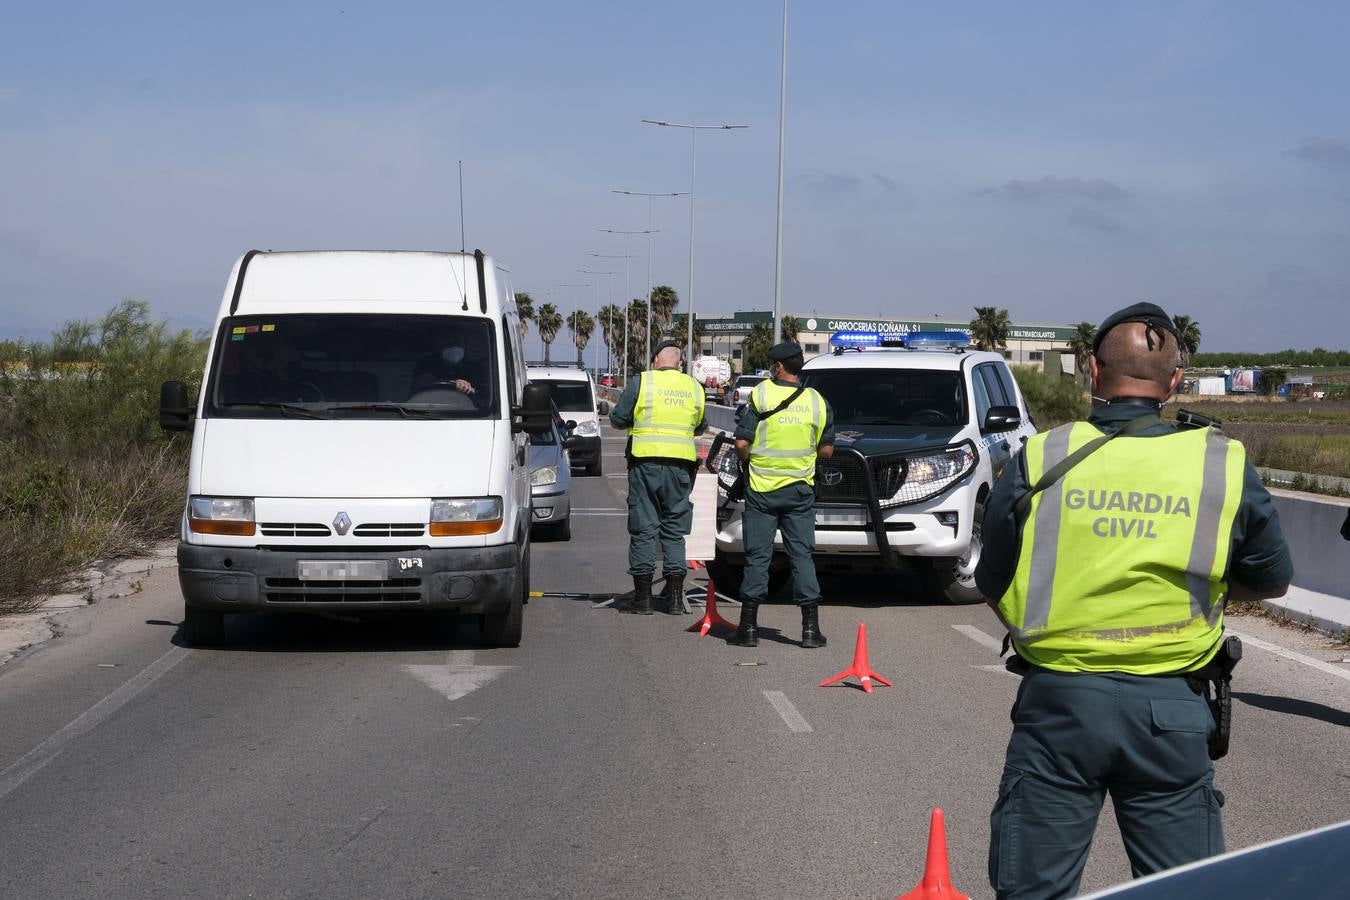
[2,1,1348,355]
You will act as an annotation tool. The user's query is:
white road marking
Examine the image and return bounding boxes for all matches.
[405,649,516,701]
[763,690,814,733]
[0,646,190,801]
[447,649,474,666]
[1227,629,1350,684]
[974,664,1022,680]
[952,624,1003,653]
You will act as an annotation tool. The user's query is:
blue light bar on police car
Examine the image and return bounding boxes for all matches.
[896,331,971,350]
[829,330,881,348]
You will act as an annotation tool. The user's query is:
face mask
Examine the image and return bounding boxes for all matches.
[441,346,465,366]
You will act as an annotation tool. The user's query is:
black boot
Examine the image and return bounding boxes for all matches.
[727,602,759,647]
[621,574,654,615]
[662,573,688,615]
[800,603,827,649]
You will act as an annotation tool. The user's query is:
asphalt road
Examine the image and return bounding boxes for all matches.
[1,426,1347,899]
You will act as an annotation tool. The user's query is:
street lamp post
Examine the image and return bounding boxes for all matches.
[578,269,617,378]
[641,119,749,372]
[556,283,590,369]
[772,0,789,343]
[603,207,678,360]
[590,245,643,364]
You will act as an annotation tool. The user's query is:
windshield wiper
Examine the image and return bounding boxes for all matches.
[327,402,443,419]
[222,401,328,419]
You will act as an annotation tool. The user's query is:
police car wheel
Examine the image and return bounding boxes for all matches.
[922,499,985,605]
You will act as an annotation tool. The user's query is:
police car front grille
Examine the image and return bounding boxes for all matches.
[263,577,422,603]
[353,523,426,538]
[814,455,872,504]
[260,523,332,537]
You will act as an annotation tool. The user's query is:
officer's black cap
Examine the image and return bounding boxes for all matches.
[767,341,804,362]
[651,339,683,360]
[1092,302,1181,356]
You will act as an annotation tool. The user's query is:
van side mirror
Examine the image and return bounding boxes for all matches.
[160,380,194,431]
[515,382,553,435]
[597,400,610,416]
[983,405,1021,432]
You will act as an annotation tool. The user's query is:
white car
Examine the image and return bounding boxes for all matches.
[708,333,1036,604]
[526,364,608,475]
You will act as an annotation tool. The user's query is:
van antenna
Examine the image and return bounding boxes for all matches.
[458,160,469,311]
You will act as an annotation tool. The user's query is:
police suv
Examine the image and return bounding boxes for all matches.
[708,332,1036,604]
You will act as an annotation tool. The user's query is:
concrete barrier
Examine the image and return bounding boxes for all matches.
[1265,488,1350,635]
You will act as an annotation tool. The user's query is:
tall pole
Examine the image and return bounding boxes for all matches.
[611,191,685,360]
[772,0,789,343]
[579,269,617,379]
[642,120,748,374]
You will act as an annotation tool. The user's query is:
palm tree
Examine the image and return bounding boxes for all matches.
[780,315,801,343]
[970,306,1011,352]
[626,299,649,375]
[649,285,680,346]
[668,315,706,361]
[1172,314,1201,360]
[536,303,562,364]
[1067,321,1096,382]
[514,292,535,338]
[566,310,595,369]
[742,321,775,372]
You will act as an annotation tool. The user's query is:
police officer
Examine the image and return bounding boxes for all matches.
[728,341,835,649]
[608,340,707,615]
[975,303,1293,900]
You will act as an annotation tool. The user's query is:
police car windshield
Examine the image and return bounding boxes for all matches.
[206,313,498,420]
[543,381,593,412]
[805,370,966,427]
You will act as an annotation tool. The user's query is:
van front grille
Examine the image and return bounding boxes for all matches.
[259,523,332,537]
[353,523,426,538]
[263,577,422,603]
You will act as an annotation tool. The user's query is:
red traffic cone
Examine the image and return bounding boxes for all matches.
[897,808,969,900]
[688,579,736,637]
[819,622,892,693]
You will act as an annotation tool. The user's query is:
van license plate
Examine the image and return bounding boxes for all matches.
[298,560,388,581]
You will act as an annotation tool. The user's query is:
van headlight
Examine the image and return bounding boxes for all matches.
[530,465,559,487]
[188,496,256,536]
[429,497,503,536]
[574,420,599,437]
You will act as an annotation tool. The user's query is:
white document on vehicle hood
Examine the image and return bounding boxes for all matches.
[686,472,719,562]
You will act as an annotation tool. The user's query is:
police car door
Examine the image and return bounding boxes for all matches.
[971,362,1019,477]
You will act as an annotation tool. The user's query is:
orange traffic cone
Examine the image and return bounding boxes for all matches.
[819,622,892,692]
[688,579,736,637]
[897,808,969,900]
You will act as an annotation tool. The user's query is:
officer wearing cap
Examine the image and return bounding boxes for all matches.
[976,302,1293,899]
[608,339,707,614]
[728,341,835,648]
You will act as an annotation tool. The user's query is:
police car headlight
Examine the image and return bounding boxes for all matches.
[716,448,741,493]
[188,496,256,536]
[574,420,599,437]
[429,497,503,536]
[882,443,977,507]
[530,465,559,487]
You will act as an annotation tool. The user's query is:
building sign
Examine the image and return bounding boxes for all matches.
[796,315,1074,342]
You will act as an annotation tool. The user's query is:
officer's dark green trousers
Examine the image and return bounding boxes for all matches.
[626,461,693,578]
[989,667,1224,900]
[741,482,820,606]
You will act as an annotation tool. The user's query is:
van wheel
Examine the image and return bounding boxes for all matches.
[181,605,225,646]
[922,499,986,605]
[482,545,526,647]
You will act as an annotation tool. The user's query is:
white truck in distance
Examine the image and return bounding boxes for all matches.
[692,354,731,402]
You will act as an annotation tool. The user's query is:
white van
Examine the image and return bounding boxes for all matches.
[160,250,554,647]
[525,364,609,475]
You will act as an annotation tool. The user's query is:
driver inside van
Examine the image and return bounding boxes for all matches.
[411,335,482,396]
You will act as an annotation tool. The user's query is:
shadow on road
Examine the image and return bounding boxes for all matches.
[1235,691,1350,728]
[166,610,489,654]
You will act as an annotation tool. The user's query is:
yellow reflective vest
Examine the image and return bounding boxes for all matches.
[630,368,705,462]
[997,421,1246,675]
[747,380,827,493]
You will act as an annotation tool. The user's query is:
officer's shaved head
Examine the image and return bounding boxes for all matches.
[653,346,682,369]
[1091,322,1184,401]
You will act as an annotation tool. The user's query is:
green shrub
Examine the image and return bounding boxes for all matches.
[1011,366,1091,430]
[0,301,207,615]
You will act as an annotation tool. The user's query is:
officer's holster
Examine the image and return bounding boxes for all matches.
[1185,635,1243,760]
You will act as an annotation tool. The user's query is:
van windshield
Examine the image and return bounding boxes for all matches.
[542,381,593,412]
[205,314,498,420]
[804,369,967,427]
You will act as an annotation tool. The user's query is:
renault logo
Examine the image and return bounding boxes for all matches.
[821,468,844,487]
[333,511,352,535]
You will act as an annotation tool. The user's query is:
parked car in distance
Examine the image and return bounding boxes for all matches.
[726,374,767,408]
[528,404,574,541]
[526,364,608,475]
[597,372,617,388]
